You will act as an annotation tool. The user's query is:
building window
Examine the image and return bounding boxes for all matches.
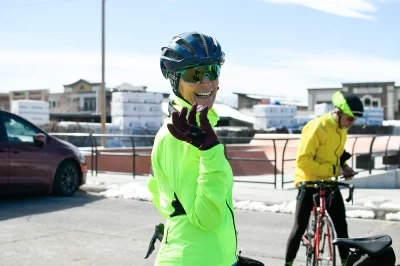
[53,101,56,107]
[83,97,96,112]
[80,85,85,90]
[364,98,371,107]
[372,101,379,107]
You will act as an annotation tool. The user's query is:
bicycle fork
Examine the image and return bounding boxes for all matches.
[315,190,334,263]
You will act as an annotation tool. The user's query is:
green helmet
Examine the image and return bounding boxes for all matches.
[332,91,364,117]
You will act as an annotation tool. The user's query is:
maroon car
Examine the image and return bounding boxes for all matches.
[0,110,87,196]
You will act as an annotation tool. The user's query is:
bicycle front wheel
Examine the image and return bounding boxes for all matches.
[304,209,317,266]
[313,215,336,266]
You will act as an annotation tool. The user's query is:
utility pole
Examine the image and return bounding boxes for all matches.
[100,0,106,147]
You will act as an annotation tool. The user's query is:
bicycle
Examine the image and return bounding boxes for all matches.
[333,235,398,266]
[299,180,355,266]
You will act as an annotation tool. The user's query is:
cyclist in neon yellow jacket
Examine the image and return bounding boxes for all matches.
[285,91,364,266]
[148,32,238,266]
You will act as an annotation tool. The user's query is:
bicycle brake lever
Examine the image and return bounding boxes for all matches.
[345,184,355,204]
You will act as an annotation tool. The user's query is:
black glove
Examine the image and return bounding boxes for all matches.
[167,103,220,150]
[144,223,164,259]
[340,150,352,167]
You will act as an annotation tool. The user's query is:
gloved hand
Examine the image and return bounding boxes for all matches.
[340,150,352,167]
[167,103,220,150]
[341,165,356,180]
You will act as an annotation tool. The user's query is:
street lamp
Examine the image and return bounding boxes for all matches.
[100,0,106,147]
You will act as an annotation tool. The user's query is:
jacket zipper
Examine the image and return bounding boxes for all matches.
[165,227,169,244]
[226,201,238,259]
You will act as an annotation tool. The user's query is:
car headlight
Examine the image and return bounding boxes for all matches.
[78,152,87,164]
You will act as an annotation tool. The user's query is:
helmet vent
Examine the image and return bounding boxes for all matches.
[193,33,208,57]
[176,39,196,56]
[164,50,185,61]
[210,37,217,54]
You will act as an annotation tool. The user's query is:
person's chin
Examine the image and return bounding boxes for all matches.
[194,96,215,108]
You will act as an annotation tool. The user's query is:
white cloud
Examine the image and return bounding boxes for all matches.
[262,0,378,20]
[220,50,400,100]
[0,48,399,102]
[0,49,166,93]
[283,51,400,82]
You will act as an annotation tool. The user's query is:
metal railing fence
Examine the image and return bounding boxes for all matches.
[47,132,400,188]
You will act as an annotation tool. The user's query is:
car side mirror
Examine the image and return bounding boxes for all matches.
[34,133,47,146]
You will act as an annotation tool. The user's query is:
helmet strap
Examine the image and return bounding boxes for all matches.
[337,111,344,129]
[333,107,343,128]
[167,72,181,97]
[338,114,343,128]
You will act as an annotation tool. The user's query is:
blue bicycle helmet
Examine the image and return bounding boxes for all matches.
[160,31,225,96]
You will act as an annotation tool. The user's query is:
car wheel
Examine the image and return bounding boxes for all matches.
[53,160,81,197]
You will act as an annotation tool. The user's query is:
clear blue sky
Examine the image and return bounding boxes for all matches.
[1,0,399,101]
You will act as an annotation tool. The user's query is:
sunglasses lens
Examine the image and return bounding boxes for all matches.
[179,65,220,83]
[348,117,355,122]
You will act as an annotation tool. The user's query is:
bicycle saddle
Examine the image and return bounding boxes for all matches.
[332,235,392,256]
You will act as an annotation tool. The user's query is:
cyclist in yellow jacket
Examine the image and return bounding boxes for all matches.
[147,32,238,266]
[284,91,364,266]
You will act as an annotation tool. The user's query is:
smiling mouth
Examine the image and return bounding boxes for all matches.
[195,92,212,97]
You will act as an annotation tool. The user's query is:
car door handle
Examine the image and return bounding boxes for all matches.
[0,149,7,153]
[10,150,20,153]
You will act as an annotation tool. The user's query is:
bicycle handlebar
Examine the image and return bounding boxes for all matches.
[298,180,355,204]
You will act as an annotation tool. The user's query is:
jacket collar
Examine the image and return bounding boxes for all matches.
[168,97,220,127]
[327,112,338,126]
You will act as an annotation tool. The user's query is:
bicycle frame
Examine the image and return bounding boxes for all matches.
[300,180,354,266]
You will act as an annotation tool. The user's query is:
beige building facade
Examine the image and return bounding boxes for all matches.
[9,89,49,102]
[308,82,400,120]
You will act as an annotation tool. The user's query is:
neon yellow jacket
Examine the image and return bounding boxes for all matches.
[148,97,237,266]
[294,112,347,187]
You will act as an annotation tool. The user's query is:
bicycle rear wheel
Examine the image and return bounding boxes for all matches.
[313,215,336,266]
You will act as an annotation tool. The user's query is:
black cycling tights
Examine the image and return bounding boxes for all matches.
[285,187,349,263]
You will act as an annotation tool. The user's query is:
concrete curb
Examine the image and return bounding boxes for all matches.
[79,185,400,221]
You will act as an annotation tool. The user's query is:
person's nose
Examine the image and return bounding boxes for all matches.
[200,75,211,87]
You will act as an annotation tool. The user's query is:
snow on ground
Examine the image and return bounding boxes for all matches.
[94,181,393,221]
[379,202,400,210]
[363,201,377,208]
[85,178,105,186]
[99,182,151,201]
[346,210,375,219]
[233,200,296,214]
[385,212,400,221]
